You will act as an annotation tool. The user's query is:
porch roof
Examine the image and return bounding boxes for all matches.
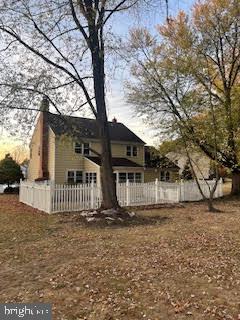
[85,156,143,168]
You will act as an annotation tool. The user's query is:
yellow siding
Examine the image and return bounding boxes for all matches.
[28,118,41,181]
[144,169,159,182]
[90,141,144,166]
[54,136,85,184]
[84,158,99,171]
[54,137,145,184]
[48,128,55,180]
[84,158,100,185]
[144,168,179,182]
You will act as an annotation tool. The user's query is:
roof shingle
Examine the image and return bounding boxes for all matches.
[86,156,143,168]
[46,113,145,144]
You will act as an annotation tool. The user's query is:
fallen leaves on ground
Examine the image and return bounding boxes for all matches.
[0,194,240,320]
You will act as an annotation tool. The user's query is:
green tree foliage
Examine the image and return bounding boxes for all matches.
[158,139,183,156]
[180,160,193,181]
[0,154,23,186]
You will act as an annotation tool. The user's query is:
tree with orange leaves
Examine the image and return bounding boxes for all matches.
[127,0,240,194]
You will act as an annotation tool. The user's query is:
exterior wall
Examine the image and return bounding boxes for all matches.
[28,117,41,181]
[167,152,211,179]
[29,125,145,184]
[90,140,145,166]
[84,158,100,186]
[113,167,145,183]
[144,168,179,183]
[54,135,85,184]
[28,118,55,182]
[48,128,55,181]
[53,136,145,184]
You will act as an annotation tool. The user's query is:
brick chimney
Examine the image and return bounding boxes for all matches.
[112,117,117,123]
[37,96,49,181]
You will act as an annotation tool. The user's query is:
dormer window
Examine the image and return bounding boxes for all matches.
[126,145,137,157]
[75,142,90,155]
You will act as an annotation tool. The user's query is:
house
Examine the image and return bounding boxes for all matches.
[20,161,29,179]
[167,151,211,180]
[28,98,180,185]
[144,146,179,182]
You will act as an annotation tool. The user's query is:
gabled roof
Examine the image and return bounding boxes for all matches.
[145,156,179,170]
[144,146,179,170]
[46,113,145,144]
[86,156,143,168]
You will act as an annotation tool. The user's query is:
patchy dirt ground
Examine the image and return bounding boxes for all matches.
[0,194,240,320]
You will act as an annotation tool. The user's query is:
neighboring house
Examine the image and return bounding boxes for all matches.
[28,98,147,185]
[144,146,180,182]
[167,151,211,180]
[20,162,29,179]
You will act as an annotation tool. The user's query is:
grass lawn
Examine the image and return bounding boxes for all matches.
[0,195,240,320]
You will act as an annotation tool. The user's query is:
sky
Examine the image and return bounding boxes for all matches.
[0,0,195,160]
[105,0,195,145]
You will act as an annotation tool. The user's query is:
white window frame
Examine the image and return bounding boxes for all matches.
[74,142,90,155]
[66,170,83,184]
[160,171,170,182]
[85,172,97,184]
[126,145,138,157]
[116,172,143,183]
[66,170,97,184]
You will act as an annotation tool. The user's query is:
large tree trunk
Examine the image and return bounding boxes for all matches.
[90,27,119,210]
[231,171,240,195]
[98,123,119,209]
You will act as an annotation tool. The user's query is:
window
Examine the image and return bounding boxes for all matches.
[75,143,82,154]
[74,142,90,155]
[67,170,83,184]
[85,172,97,184]
[135,173,142,183]
[118,172,142,183]
[126,145,137,157]
[160,171,165,181]
[76,171,83,183]
[133,146,137,157]
[119,173,127,183]
[160,171,170,182]
[165,171,170,181]
[83,143,90,155]
[67,171,75,184]
[126,146,132,157]
[128,173,134,182]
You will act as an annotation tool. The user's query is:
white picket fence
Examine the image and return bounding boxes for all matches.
[19,179,223,214]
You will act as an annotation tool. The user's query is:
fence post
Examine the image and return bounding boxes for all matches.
[47,181,54,214]
[177,182,180,202]
[155,178,159,203]
[180,180,184,202]
[91,180,94,209]
[219,178,223,197]
[126,179,130,206]
[19,179,23,202]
